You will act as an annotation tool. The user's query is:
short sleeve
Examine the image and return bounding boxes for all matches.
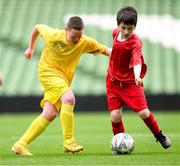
[36,24,56,43]
[112,28,120,40]
[129,40,143,68]
[84,36,106,55]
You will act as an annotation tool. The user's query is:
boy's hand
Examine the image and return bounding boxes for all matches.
[24,47,34,59]
[135,78,143,87]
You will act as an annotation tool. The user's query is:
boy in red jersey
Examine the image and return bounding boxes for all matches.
[106,6,171,149]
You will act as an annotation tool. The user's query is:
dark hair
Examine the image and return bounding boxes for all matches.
[116,6,137,27]
[67,16,84,31]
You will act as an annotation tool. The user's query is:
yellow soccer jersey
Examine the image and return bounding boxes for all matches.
[36,24,106,91]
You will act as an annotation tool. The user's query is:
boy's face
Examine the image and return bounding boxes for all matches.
[65,28,83,44]
[119,23,135,40]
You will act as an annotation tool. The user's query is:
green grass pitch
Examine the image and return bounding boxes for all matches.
[0,111,180,165]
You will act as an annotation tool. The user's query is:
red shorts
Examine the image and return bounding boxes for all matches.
[106,75,148,112]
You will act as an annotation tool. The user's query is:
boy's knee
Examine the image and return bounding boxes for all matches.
[138,109,150,119]
[111,109,122,122]
[61,91,75,104]
[42,110,58,121]
[43,101,58,121]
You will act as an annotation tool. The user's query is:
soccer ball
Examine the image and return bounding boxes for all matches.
[110,133,134,154]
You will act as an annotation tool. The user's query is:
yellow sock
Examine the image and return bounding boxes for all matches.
[60,103,74,140]
[17,114,50,147]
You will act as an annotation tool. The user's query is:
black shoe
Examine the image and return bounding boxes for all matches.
[155,130,171,149]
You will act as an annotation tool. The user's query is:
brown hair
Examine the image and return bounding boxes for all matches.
[67,16,84,31]
[116,6,137,27]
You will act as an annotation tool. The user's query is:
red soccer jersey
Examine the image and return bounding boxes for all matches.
[108,28,147,83]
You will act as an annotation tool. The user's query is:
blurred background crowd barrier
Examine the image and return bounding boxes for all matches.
[0,0,180,112]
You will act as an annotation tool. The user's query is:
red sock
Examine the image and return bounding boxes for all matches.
[111,120,125,135]
[143,113,160,135]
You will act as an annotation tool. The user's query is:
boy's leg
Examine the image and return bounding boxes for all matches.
[60,103,83,153]
[12,114,50,156]
[122,83,171,149]
[139,109,171,149]
[110,108,125,135]
[12,101,57,155]
[139,110,160,135]
[111,120,125,135]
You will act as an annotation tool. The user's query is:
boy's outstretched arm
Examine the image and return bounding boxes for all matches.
[24,25,40,60]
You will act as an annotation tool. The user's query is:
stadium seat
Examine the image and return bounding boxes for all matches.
[0,0,180,96]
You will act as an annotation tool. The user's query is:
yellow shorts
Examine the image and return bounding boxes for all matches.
[40,77,70,111]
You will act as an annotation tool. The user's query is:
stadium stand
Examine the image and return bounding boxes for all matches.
[0,0,180,97]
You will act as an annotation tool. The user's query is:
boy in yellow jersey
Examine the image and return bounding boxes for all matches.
[11,16,111,156]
